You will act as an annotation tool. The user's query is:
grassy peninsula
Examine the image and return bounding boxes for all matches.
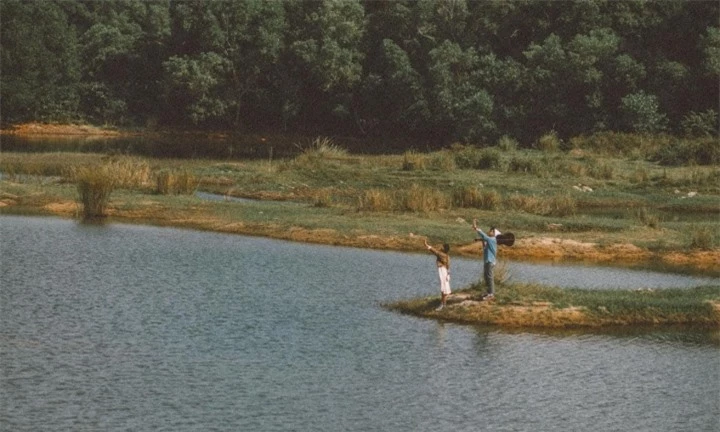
[388,283,720,329]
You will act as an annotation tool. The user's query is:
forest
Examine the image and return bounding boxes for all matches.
[1,0,718,145]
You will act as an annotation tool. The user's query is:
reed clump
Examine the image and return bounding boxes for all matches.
[453,186,501,210]
[401,184,449,212]
[357,185,449,212]
[402,150,427,171]
[156,170,199,195]
[293,136,348,168]
[357,189,395,212]
[72,164,117,219]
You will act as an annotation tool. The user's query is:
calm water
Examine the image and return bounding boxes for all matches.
[1,216,718,431]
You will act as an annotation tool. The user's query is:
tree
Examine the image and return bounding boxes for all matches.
[286,0,366,133]
[426,41,494,142]
[620,91,668,134]
[164,0,285,127]
[0,0,81,123]
[78,0,170,125]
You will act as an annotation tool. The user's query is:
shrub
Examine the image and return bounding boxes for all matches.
[429,151,456,171]
[453,146,501,170]
[536,131,561,152]
[620,91,668,133]
[568,132,665,158]
[508,156,540,174]
[453,145,484,169]
[653,137,720,166]
[477,149,503,169]
[680,109,718,138]
[497,135,519,152]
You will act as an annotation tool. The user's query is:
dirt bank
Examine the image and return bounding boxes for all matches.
[389,291,720,328]
[1,122,124,136]
[5,195,717,275]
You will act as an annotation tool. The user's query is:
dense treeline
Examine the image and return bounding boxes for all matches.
[1,0,718,145]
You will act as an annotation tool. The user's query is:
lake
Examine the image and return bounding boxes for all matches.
[1,215,718,431]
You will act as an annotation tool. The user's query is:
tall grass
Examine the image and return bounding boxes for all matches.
[293,136,348,167]
[452,146,503,170]
[64,157,151,218]
[357,184,449,212]
[452,186,501,210]
[634,207,661,229]
[156,170,199,195]
[402,184,449,212]
[689,225,716,249]
[72,164,116,219]
[536,131,561,152]
[402,150,427,171]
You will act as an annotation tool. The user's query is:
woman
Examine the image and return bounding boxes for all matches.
[424,239,451,311]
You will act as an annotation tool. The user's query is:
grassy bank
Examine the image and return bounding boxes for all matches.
[387,283,720,328]
[1,133,718,275]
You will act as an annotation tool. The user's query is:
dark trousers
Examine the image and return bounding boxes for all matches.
[483,261,495,294]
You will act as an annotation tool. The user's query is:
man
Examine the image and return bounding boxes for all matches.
[424,239,451,311]
[472,219,500,301]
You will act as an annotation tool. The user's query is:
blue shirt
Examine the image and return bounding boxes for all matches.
[475,229,497,263]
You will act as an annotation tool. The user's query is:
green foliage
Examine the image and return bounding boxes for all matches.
[497,135,518,152]
[680,110,719,138]
[452,146,501,170]
[536,131,561,152]
[1,0,718,141]
[653,137,720,166]
[0,0,81,123]
[620,91,668,134]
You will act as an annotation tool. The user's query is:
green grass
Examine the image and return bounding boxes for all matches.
[1,133,718,256]
[388,282,720,328]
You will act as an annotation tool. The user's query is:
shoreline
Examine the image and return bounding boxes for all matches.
[1,198,718,277]
[2,119,718,275]
[387,287,720,329]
